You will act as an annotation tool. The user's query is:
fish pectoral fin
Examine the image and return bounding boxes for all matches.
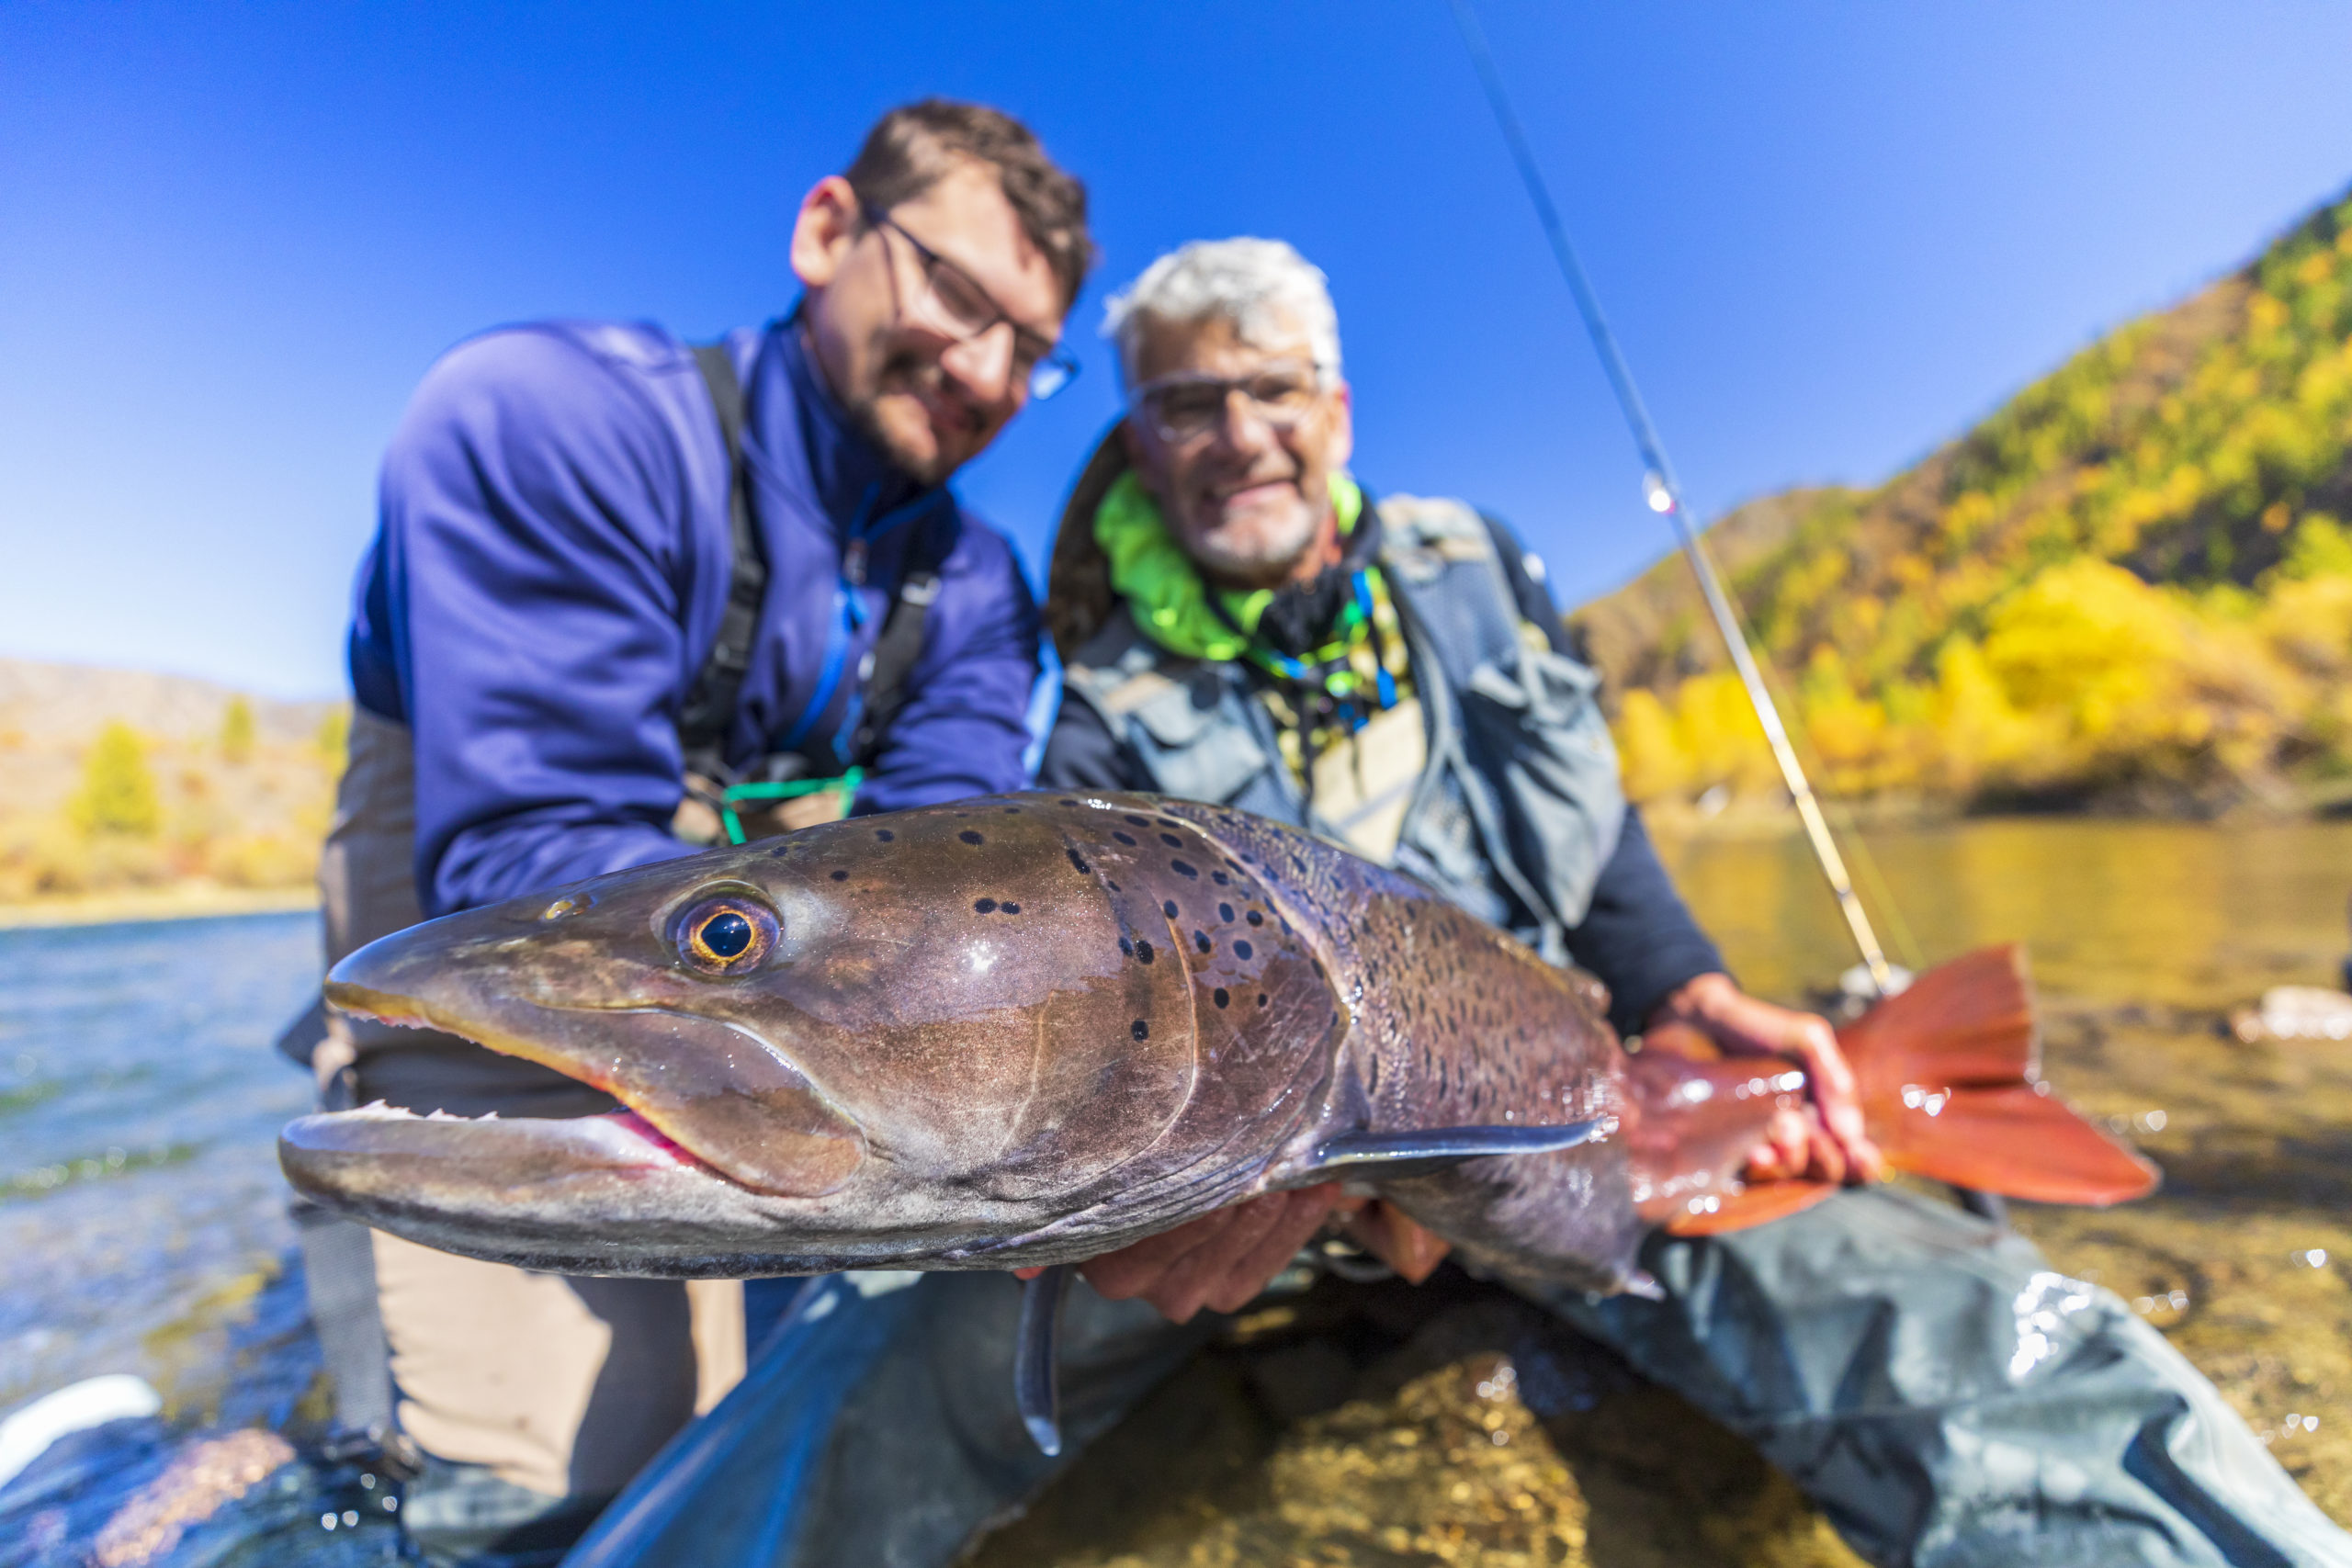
[1012,1263,1073,1457]
[1301,1119,1601,1181]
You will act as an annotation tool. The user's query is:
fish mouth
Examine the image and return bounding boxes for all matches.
[277,1097,876,1276]
[300,917,868,1203]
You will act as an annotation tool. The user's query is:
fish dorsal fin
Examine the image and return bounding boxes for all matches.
[1012,1263,1073,1457]
[1300,1119,1601,1180]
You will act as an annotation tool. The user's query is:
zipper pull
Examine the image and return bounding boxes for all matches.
[842,538,868,587]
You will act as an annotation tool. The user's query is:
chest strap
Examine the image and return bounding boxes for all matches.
[679,343,767,782]
[681,339,949,790]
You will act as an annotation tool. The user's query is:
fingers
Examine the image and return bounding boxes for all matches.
[1077,1209,1238,1309]
[1077,1187,1350,1324]
[1743,1105,1811,1182]
[1201,1189,1338,1314]
[1749,1010,1883,1184]
[1802,1112,1849,1187]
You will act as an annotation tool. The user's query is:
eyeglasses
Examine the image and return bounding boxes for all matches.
[1129,360,1323,446]
[861,202,1080,402]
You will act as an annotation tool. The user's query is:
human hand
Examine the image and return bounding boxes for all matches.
[1649,972,1884,1185]
[1034,1184,1361,1324]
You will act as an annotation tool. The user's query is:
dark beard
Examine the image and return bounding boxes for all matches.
[844,349,957,487]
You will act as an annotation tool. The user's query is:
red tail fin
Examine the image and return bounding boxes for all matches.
[1848,945,2156,1205]
[1666,946,2156,1237]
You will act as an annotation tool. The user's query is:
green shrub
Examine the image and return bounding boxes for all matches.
[70,723,161,839]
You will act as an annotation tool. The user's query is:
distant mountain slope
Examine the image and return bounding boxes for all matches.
[0,660,345,905]
[0,659,335,744]
[1573,186,2352,814]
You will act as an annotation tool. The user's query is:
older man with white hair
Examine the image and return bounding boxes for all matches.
[1024,236,2352,1568]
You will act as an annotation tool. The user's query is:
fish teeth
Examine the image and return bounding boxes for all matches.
[339,1102,504,1124]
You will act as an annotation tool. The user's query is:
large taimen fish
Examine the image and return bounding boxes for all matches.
[281,792,2153,1449]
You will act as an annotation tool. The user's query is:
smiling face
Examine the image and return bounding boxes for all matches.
[281,795,1346,1274]
[794,163,1068,485]
[1125,311,1355,592]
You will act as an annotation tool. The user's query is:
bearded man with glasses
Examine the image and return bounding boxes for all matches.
[298,100,1090,1565]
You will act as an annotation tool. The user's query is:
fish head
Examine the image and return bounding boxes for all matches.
[281,794,1346,1273]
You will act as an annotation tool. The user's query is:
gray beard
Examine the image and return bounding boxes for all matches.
[1186,507,1323,591]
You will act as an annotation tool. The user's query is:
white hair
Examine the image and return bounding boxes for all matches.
[1102,238,1342,391]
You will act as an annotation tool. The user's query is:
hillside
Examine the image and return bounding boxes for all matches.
[1574,186,2352,817]
[0,660,345,914]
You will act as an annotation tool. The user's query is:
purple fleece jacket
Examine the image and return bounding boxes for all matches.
[346,317,1041,917]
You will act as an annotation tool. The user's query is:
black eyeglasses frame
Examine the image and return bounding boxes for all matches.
[859,201,1080,402]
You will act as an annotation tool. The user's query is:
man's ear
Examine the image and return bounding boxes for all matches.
[791,175,863,290]
[1120,420,1165,502]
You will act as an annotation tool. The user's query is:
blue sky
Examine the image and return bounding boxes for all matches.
[4,2,2350,699]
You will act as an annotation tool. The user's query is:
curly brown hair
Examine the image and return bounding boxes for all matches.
[843,99,1093,311]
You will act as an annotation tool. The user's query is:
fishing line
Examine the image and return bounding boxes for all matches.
[1442,0,1909,994]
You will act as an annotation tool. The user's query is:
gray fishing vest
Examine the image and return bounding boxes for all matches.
[1060,494,1625,964]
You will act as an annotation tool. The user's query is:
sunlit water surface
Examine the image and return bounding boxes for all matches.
[4,820,2350,1566]
[0,911,400,1566]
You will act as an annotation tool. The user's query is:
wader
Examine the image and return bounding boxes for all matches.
[285,344,949,1566]
[558,486,2352,1566]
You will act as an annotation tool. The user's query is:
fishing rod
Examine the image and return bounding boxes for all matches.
[1443,0,1896,996]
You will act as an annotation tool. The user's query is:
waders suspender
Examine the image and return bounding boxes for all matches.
[678,344,768,784]
[683,342,947,839]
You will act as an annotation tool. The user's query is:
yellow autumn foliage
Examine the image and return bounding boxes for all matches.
[1600,186,2352,814]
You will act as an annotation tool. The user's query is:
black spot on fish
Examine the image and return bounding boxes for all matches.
[1105,878,1121,892]
[1193,931,1210,953]
[875,829,894,841]
[1157,818,1181,829]
[959,830,984,846]
[1131,1020,1149,1041]
[831,870,849,882]
[1119,936,1133,955]
[1001,901,1021,914]
[1258,994,1269,1008]
[1114,831,1136,846]
[1058,798,1080,807]
[974,898,998,913]
[1162,899,1179,919]
[1280,918,1294,935]
[1003,807,1023,813]
[1067,848,1091,874]
[1218,903,1234,921]
[1159,833,1182,848]
[1214,987,1229,1009]
[1212,871,1229,886]
[1125,814,1150,827]
[1246,910,1264,926]
[1234,940,1253,961]
[1135,940,1155,964]
[1170,860,1198,878]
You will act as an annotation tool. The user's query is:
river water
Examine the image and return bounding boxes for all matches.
[1,819,2348,1565]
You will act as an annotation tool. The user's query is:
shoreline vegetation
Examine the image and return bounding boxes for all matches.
[0,661,341,930]
[7,187,2350,924]
[0,884,317,931]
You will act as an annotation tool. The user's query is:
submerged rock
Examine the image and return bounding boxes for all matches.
[969,1276,1862,1568]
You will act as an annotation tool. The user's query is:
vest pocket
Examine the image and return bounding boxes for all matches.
[1458,649,1625,927]
[1128,680,1274,805]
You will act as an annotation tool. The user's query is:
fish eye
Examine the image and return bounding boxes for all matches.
[673,895,778,977]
